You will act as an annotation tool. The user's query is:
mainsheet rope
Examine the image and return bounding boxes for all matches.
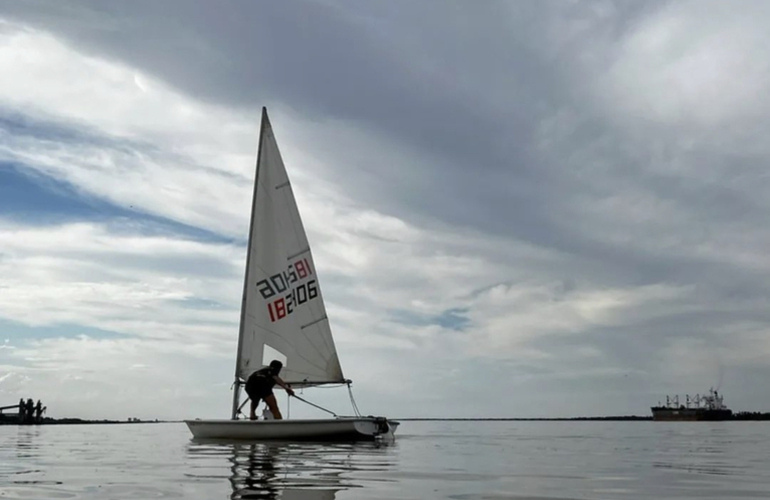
[235,382,363,419]
[291,394,338,417]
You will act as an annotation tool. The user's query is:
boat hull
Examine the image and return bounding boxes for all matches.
[184,417,399,441]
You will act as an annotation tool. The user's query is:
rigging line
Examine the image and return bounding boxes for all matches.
[236,396,251,418]
[292,394,337,417]
[347,383,362,417]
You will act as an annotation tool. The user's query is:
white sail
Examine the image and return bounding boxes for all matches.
[235,108,344,387]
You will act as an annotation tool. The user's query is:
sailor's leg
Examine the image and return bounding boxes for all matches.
[264,394,283,420]
[249,398,260,420]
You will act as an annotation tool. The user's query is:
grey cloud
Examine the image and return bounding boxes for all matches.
[4,0,770,415]
[0,1,659,235]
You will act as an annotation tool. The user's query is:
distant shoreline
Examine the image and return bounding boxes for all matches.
[395,416,653,421]
[0,417,175,426]
[396,412,770,421]
[3,413,770,426]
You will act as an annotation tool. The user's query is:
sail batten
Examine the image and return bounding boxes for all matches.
[287,248,311,260]
[234,108,344,390]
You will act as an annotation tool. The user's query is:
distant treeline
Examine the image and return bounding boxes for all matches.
[4,414,770,426]
[34,418,163,425]
[0,416,166,426]
[398,413,770,421]
[396,416,653,421]
[732,412,770,421]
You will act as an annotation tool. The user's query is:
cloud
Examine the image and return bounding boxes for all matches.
[2,2,770,419]
[601,0,770,128]
[0,25,263,238]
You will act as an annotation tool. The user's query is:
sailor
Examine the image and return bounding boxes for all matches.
[245,360,294,420]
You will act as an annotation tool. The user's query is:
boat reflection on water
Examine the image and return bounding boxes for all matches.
[228,443,338,500]
[187,438,396,500]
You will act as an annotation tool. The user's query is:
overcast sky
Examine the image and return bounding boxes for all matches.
[1,0,770,420]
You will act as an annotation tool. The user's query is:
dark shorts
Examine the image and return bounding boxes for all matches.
[245,376,274,401]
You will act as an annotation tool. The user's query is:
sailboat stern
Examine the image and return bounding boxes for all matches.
[340,415,399,441]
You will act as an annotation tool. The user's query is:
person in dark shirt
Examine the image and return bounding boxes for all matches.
[245,360,294,420]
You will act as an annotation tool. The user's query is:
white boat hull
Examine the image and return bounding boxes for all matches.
[185,417,399,441]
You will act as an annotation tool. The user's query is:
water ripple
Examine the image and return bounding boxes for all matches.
[185,439,398,499]
[2,421,770,499]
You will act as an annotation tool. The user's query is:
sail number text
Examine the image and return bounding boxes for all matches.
[256,258,318,322]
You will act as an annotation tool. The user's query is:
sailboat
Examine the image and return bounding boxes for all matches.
[185,108,399,441]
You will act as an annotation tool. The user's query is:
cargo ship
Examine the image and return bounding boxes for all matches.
[651,388,732,421]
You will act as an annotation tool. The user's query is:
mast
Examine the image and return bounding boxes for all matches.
[230,107,269,420]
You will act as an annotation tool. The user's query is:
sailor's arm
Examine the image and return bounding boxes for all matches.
[273,376,295,396]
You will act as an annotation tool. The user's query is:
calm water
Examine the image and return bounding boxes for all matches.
[1,421,769,499]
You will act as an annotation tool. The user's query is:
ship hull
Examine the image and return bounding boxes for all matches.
[651,407,732,421]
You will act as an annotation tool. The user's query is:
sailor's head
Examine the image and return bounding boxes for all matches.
[269,359,283,374]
